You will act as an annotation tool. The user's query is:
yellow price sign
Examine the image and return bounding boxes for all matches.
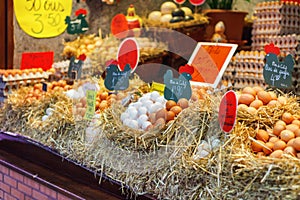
[150,82,165,95]
[84,90,97,120]
[14,0,72,38]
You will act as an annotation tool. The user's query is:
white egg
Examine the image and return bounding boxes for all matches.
[126,107,138,120]
[138,106,148,115]
[46,108,54,116]
[198,149,210,158]
[120,112,130,122]
[142,121,152,130]
[150,91,160,101]
[160,14,172,23]
[149,102,164,113]
[197,140,211,152]
[127,120,139,130]
[130,102,143,109]
[42,115,49,121]
[148,11,162,21]
[137,114,149,126]
[155,96,166,105]
[138,96,151,103]
[123,118,131,126]
[144,100,154,111]
[211,139,221,149]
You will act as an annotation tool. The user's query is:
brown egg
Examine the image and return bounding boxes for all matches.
[100,92,109,100]
[269,150,283,158]
[273,124,285,136]
[269,136,280,144]
[242,87,256,96]
[275,120,286,127]
[148,113,157,124]
[273,140,287,150]
[263,142,274,155]
[277,96,287,105]
[257,91,272,105]
[282,112,294,124]
[297,153,300,159]
[284,146,296,157]
[246,107,257,115]
[256,152,265,158]
[280,130,295,142]
[154,117,166,129]
[238,93,255,105]
[286,124,299,133]
[155,108,167,120]
[166,100,177,111]
[177,98,189,109]
[166,111,175,122]
[268,100,280,107]
[251,140,265,152]
[292,119,300,126]
[292,137,300,151]
[256,129,269,142]
[268,91,277,100]
[252,86,264,93]
[237,104,248,112]
[250,99,263,109]
[170,106,182,115]
[99,100,108,110]
[294,129,300,137]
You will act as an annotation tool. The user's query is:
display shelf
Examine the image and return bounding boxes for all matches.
[0,131,155,200]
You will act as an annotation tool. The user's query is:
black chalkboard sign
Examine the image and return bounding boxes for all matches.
[68,57,83,79]
[0,76,6,89]
[163,70,192,102]
[104,64,131,91]
[263,54,294,88]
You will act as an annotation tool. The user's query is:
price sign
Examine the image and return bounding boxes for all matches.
[189,0,206,6]
[65,9,89,35]
[174,0,186,4]
[117,38,139,73]
[111,14,129,39]
[21,51,54,70]
[104,64,131,91]
[163,70,192,102]
[218,90,237,133]
[14,0,72,38]
[84,90,97,120]
[150,82,165,95]
[68,57,83,79]
[0,76,6,89]
[188,42,237,88]
[263,54,294,88]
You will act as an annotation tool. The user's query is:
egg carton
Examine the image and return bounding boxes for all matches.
[1,72,51,83]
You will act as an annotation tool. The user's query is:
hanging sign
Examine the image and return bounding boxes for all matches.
[117,38,139,73]
[218,90,237,133]
[111,14,129,39]
[263,43,294,89]
[21,51,54,70]
[14,0,72,38]
[68,57,83,79]
[174,0,186,4]
[84,90,97,120]
[188,42,237,88]
[104,64,131,91]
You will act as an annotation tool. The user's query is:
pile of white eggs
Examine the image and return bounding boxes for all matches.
[120,91,167,131]
[42,107,55,121]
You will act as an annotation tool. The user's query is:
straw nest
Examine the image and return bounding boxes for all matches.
[143,14,209,29]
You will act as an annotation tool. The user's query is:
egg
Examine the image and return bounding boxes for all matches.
[269,136,280,143]
[99,100,108,110]
[275,120,286,127]
[166,100,177,111]
[161,2,177,14]
[181,7,193,16]
[142,121,152,130]
[177,98,189,109]
[42,115,49,121]
[269,150,283,158]
[155,108,167,120]
[160,14,172,23]
[282,112,294,124]
[154,118,166,129]
[148,11,162,21]
[252,86,264,93]
[273,124,286,136]
[242,86,256,96]
[286,124,299,133]
[257,91,272,105]
[150,91,161,101]
[237,104,248,112]
[269,91,277,100]
[138,106,148,115]
[238,93,255,105]
[246,107,257,115]
[263,142,274,155]
[277,96,287,105]
[150,102,164,113]
[170,106,182,115]
[251,140,265,152]
[166,110,175,122]
[287,138,296,147]
[130,102,143,109]
[284,146,296,156]
[46,108,54,116]
[100,92,108,100]
[250,99,263,109]
[294,129,300,137]
[144,100,154,111]
[148,113,157,124]
[156,96,166,105]
[292,119,300,126]
[268,100,280,107]
[292,137,300,151]
[256,129,269,142]
[273,140,287,150]
[126,107,138,120]
[137,114,149,126]
[127,120,139,129]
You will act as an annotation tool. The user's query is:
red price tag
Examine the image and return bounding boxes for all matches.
[189,0,206,6]
[174,0,186,4]
[21,52,54,71]
[218,90,237,133]
[117,38,139,73]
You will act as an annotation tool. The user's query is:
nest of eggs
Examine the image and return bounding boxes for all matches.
[219,88,300,199]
